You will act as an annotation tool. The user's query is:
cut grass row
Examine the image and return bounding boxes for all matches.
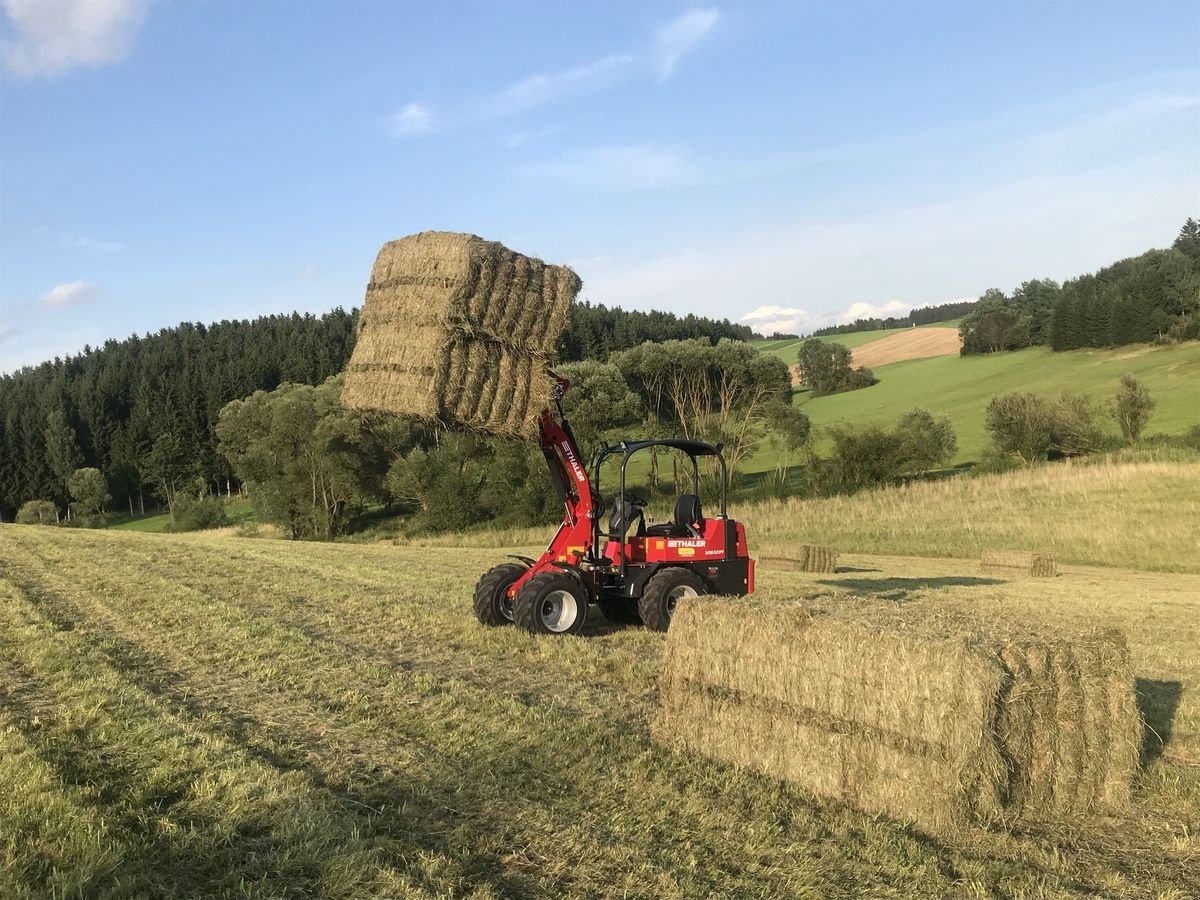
[1,525,1197,897]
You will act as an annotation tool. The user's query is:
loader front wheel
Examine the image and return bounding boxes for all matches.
[473,563,526,626]
[639,567,706,632]
[514,572,588,636]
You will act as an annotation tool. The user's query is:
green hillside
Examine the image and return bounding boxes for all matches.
[784,342,1200,463]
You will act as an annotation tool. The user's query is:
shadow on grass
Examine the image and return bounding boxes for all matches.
[817,576,1005,602]
[1135,677,1182,765]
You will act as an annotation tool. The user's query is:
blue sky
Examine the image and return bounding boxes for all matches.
[1,1,1197,373]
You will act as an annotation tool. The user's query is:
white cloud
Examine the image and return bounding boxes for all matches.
[740,301,928,336]
[41,280,96,307]
[1,0,150,78]
[520,144,697,190]
[739,305,817,336]
[655,7,719,78]
[494,54,633,116]
[390,102,435,136]
[61,233,125,253]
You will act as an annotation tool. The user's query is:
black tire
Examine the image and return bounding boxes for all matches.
[638,567,706,632]
[514,571,589,636]
[598,596,642,625]
[473,563,526,627]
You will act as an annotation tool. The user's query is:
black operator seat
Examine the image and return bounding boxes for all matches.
[644,494,703,538]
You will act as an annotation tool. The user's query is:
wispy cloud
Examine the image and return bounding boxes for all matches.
[0,322,19,344]
[41,280,96,307]
[493,54,634,116]
[1,0,150,78]
[390,101,435,136]
[655,8,719,79]
[740,299,968,336]
[503,126,562,149]
[61,233,125,253]
[520,144,697,190]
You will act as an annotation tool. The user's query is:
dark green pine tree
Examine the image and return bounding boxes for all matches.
[1173,217,1200,262]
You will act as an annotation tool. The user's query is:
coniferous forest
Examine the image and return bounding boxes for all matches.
[0,304,751,519]
[958,219,1200,355]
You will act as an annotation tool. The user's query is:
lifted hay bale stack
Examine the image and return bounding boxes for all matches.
[760,545,839,574]
[981,549,1057,578]
[653,596,1140,833]
[341,231,582,439]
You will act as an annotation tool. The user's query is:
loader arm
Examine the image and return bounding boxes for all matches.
[505,373,598,597]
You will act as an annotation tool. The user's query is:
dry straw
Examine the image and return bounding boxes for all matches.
[653,596,1140,833]
[341,231,582,439]
[760,546,839,573]
[981,549,1057,578]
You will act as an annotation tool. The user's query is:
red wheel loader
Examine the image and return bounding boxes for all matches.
[473,372,755,636]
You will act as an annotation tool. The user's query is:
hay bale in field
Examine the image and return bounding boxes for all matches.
[362,231,580,354]
[761,545,838,573]
[981,549,1057,578]
[341,231,581,439]
[653,596,1140,833]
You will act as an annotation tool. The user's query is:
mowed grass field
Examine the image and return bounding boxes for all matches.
[2,459,1199,898]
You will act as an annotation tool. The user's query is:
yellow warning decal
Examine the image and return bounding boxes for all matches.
[655,540,665,550]
[678,547,695,557]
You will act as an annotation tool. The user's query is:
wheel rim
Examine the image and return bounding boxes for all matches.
[540,589,579,633]
[499,592,515,622]
[665,584,698,619]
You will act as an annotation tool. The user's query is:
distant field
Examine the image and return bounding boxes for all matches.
[782,342,1200,464]
[748,456,1200,573]
[1,522,1196,897]
[751,321,960,367]
[849,326,961,368]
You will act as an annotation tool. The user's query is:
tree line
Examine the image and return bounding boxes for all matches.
[0,303,755,520]
[959,218,1200,355]
[794,299,979,340]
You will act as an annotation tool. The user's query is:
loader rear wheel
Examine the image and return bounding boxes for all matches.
[514,572,588,636]
[473,563,526,627]
[639,568,706,632]
[598,597,641,625]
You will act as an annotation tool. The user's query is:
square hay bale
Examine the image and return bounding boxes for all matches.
[981,549,1057,578]
[760,545,839,574]
[362,231,580,355]
[341,231,581,439]
[653,596,1140,833]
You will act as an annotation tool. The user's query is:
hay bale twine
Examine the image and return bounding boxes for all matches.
[981,549,1057,578]
[653,596,1140,833]
[341,232,580,439]
[760,546,839,574]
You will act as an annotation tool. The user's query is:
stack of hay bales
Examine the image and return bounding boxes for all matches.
[341,231,582,439]
[761,546,838,574]
[981,549,1057,578]
[654,596,1140,833]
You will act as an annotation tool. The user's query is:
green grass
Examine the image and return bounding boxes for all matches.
[746,455,1200,573]
[109,499,253,534]
[784,342,1200,465]
[0,518,1197,898]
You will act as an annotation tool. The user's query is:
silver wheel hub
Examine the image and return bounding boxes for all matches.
[665,584,698,619]
[540,589,579,633]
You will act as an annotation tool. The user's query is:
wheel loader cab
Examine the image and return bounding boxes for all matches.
[593,439,754,598]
